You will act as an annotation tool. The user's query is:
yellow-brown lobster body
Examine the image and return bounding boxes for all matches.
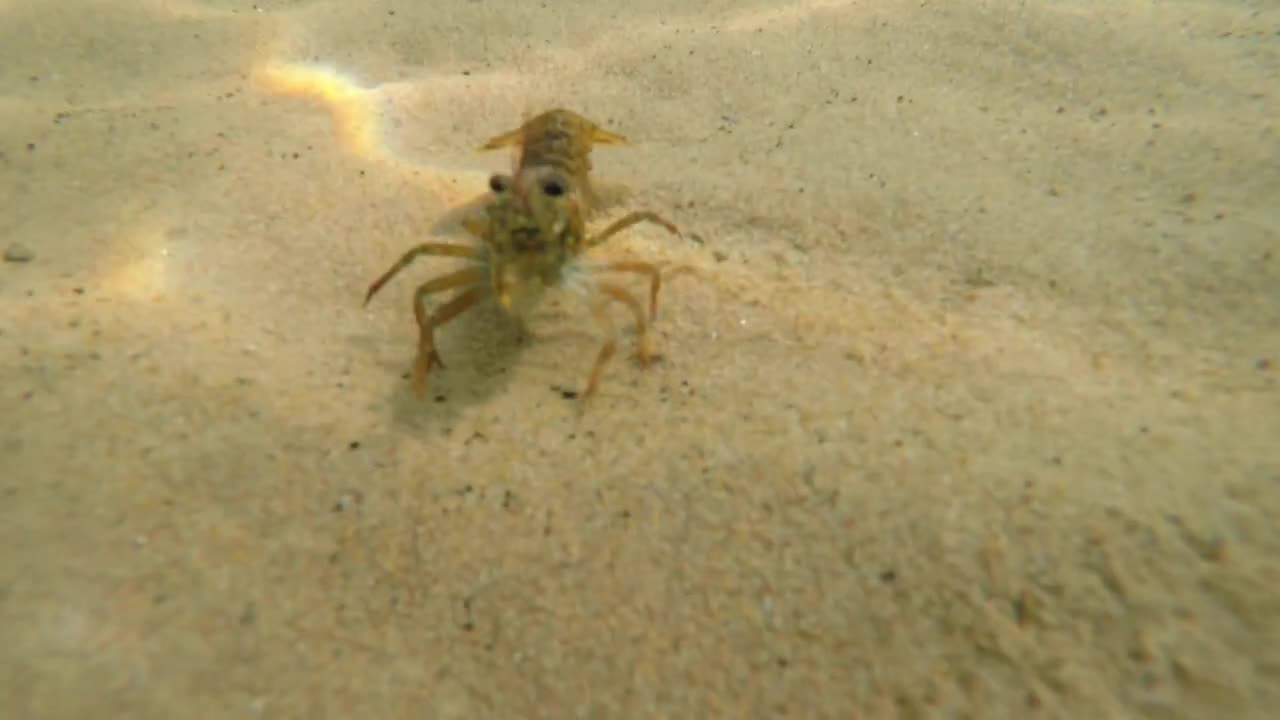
[363,109,679,403]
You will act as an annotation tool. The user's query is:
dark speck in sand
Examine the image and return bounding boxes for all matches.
[3,243,34,263]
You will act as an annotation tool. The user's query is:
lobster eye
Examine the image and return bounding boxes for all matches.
[488,174,512,193]
[541,177,565,197]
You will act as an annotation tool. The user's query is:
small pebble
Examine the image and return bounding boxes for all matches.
[3,243,34,263]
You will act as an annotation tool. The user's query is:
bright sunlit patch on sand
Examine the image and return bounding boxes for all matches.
[105,252,169,300]
[253,61,524,223]
[255,62,390,163]
[101,218,174,300]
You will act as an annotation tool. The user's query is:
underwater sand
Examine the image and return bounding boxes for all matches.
[2,0,1278,717]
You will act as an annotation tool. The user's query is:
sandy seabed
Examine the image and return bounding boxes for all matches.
[1,1,1278,718]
